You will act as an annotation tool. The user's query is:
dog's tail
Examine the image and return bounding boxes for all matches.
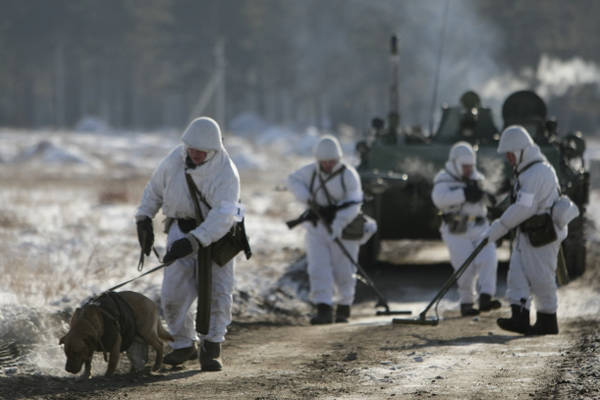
[158,323,174,342]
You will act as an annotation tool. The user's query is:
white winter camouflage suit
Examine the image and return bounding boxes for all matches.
[487,126,567,313]
[136,118,240,348]
[287,157,362,307]
[432,142,498,305]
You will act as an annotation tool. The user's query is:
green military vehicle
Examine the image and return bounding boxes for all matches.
[355,53,589,279]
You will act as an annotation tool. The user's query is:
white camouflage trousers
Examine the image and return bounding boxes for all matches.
[442,226,498,304]
[305,224,359,306]
[161,222,234,349]
[506,231,561,313]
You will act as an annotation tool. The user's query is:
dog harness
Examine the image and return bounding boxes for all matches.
[90,292,137,352]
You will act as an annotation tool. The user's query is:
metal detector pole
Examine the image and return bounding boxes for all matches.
[333,237,410,316]
[393,238,488,325]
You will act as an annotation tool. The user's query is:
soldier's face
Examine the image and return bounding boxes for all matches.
[461,164,473,178]
[319,159,338,174]
[187,148,208,165]
[505,152,517,166]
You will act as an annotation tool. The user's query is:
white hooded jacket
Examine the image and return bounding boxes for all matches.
[500,145,563,233]
[488,125,567,243]
[136,144,240,247]
[431,142,487,219]
[287,161,362,237]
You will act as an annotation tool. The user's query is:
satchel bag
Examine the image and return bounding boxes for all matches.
[185,173,252,266]
[341,213,367,240]
[520,213,557,247]
[211,219,250,266]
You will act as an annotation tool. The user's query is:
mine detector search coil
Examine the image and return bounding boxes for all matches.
[288,201,411,316]
[393,238,489,326]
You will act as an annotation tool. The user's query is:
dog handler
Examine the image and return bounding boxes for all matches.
[432,141,501,316]
[135,117,241,370]
[287,136,365,324]
[483,125,568,335]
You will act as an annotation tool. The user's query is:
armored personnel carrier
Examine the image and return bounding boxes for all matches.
[356,41,589,279]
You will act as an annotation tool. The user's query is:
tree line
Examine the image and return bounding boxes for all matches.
[0,0,598,134]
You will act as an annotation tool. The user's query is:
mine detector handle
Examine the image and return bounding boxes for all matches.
[418,238,489,321]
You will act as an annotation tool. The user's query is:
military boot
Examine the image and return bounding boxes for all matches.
[527,312,559,335]
[163,344,198,366]
[200,341,223,371]
[497,304,530,334]
[479,293,502,312]
[460,303,480,316]
[335,305,351,323]
[310,303,333,325]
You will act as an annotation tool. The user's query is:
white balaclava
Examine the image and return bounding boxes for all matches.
[446,141,476,178]
[314,135,343,161]
[181,117,223,152]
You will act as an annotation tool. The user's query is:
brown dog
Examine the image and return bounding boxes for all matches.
[59,291,173,378]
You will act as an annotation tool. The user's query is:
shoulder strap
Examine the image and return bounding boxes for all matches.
[316,165,346,205]
[309,169,317,196]
[443,167,462,182]
[185,172,209,224]
[516,160,543,177]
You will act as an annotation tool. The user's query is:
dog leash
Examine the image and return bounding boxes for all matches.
[103,262,169,294]
[137,244,162,271]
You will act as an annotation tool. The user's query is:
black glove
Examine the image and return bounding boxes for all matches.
[163,237,194,264]
[463,180,484,203]
[136,217,154,256]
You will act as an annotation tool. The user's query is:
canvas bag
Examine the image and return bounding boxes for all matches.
[185,173,251,266]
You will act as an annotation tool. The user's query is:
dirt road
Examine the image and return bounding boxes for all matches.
[3,276,599,400]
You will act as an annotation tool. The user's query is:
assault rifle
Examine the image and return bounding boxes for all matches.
[285,201,361,230]
[286,209,318,229]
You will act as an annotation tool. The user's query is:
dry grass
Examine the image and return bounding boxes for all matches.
[0,210,29,230]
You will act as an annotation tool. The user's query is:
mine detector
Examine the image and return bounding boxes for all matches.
[355,37,589,279]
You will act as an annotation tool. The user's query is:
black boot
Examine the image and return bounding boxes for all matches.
[479,293,502,312]
[460,303,480,316]
[335,305,351,323]
[163,344,198,366]
[527,312,559,335]
[200,341,223,371]
[310,303,333,325]
[497,304,530,334]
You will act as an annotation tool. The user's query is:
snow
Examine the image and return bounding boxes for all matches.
[0,124,357,377]
[0,124,598,378]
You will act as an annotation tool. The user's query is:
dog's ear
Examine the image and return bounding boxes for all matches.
[71,307,82,322]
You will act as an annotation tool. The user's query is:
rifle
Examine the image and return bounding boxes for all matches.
[286,209,318,230]
[286,201,361,230]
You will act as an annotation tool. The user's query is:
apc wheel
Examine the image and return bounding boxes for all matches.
[562,215,587,279]
[359,236,380,269]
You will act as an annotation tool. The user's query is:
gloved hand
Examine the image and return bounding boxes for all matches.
[482,219,509,243]
[318,205,338,225]
[464,180,484,203]
[163,236,198,264]
[136,217,154,256]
